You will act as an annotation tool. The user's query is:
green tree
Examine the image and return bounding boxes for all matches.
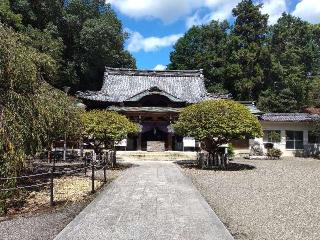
[78,13,136,90]
[308,77,320,107]
[0,24,82,213]
[258,88,298,112]
[225,0,270,100]
[61,0,136,90]
[0,0,22,29]
[7,0,136,90]
[0,24,52,213]
[81,110,138,154]
[168,20,230,93]
[173,100,262,166]
[10,0,64,30]
[266,13,320,110]
[34,84,83,162]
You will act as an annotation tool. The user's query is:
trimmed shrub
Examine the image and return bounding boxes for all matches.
[267,148,282,159]
[228,144,235,159]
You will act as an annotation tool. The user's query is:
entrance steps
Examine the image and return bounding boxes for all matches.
[116,151,197,161]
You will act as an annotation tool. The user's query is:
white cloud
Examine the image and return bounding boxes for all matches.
[186,12,206,29]
[292,0,320,23]
[207,1,239,21]
[126,30,183,52]
[153,64,167,70]
[185,1,238,28]
[110,0,320,33]
[262,0,287,24]
[107,0,201,23]
[107,0,239,26]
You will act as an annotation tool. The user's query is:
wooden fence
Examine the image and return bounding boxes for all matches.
[0,151,116,209]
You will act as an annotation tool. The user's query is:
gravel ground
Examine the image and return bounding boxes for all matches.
[180,157,320,240]
[0,167,126,240]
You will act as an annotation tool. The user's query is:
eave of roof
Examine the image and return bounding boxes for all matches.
[108,106,182,113]
[104,67,203,77]
[239,101,263,115]
[124,87,185,102]
[260,113,320,122]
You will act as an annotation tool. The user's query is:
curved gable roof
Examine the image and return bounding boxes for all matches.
[125,86,184,102]
[77,67,223,103]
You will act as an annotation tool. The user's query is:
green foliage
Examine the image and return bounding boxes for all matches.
[81,111,139,153]
[257,88,298,112]
[308,77,320,107]
[225,0,269,100]
[268,131,281,143]
[267,13,319,110]
[232,0,268,45]
[228,144,235,159]
[10,0,64,29]
[267,148,282,159]
[61,0,136,90]
[168,21,229,93]
[0,24,83,213]
[169,0,320,112]
[173,100,263,154]
[0,0,22,29]
[5,0,136,90]
[77,13,136,89]
[34,84,84,151]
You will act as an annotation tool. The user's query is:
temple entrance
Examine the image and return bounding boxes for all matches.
[142,127,167,151]
[137,123,173,151]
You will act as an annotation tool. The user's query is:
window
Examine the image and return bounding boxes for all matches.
[308,131,320,144]
[286,131,303,149]
[263,130,281,143]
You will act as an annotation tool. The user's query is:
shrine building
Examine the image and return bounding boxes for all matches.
[77,67,262,152]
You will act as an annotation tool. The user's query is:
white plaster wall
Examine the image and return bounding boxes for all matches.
[253,121,315,157]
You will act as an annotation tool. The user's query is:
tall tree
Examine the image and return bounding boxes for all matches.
[257,88,298,113]
[10,0,64,30]
[61,0,136,90]
[6,0,136,90]
[268,13,320,110]
[225,0,269,100]
[168,21,230,93]
[0,0,22,29]
[0,24,83,213]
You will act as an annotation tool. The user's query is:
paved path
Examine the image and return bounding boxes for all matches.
[55,161,234,240]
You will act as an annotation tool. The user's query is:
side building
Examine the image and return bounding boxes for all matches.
[254,113,320,157]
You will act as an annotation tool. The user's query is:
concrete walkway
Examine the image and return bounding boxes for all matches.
[55,161,234,240]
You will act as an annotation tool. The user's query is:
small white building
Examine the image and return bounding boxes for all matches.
[248,113,320,157]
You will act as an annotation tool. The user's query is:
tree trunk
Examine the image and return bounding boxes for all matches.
[0,105,4,130]
[63,133,67,161]
[48,143,52,163]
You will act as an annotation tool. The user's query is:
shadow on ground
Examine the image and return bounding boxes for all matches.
[175,160,256,171]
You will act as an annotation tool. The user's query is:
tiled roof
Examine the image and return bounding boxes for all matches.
[108,106,181,113]
[260,113,320,122]
[77,68,230,103]
[239,101,263,115]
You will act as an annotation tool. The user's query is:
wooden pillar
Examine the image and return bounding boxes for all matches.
[168,115,173,151]
[137,115,142,151]
[168,133,173,151]
[137,133,142,151]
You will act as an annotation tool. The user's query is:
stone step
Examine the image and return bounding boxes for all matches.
[116,151,197,161]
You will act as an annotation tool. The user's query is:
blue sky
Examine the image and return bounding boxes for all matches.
[107,0,320,70]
